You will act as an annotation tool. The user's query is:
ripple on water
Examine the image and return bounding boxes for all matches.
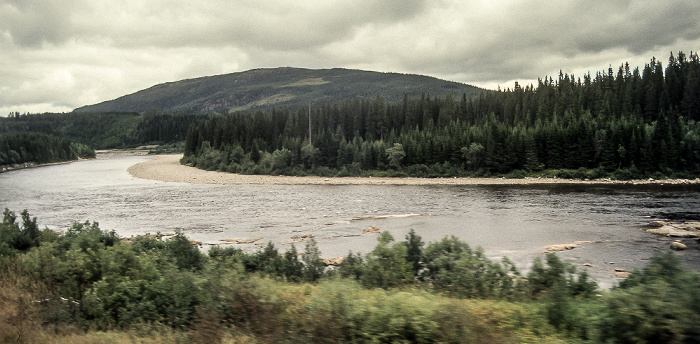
[1,156,700,288]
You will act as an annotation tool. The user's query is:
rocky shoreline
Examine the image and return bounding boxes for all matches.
[647,221,700,238]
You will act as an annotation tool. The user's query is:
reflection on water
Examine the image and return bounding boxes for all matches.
[1,155,699,288]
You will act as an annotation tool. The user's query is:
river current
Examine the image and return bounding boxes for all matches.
[2,154,699,288]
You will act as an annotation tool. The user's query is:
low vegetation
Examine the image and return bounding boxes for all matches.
[2,209,699,343]
[73,67,484,114]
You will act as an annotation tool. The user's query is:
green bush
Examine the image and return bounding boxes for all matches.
[555,169,576,179]
[422,236,522,299]
[7,210,700,343]
[165,231,205,271]
[527,253,597,299]
[505,169,528,179]
[361,232,413,289]
[336,162,362,177]
[404,164,434,177]
[598,252,700,343]
[0,208,42,255]
[612,165,643,180]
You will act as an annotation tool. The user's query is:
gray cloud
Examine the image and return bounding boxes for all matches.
[0,0,79,46]
[1,0,700,113]
[66,0,428,50]
[330,0,700,84]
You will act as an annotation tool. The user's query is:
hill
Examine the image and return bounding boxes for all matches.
[182,51,700,179]
[74,67,485,114]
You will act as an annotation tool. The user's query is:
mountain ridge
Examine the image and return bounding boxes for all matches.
[74,67,485,114]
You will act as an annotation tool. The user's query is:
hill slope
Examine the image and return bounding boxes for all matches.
[74,67,485,114]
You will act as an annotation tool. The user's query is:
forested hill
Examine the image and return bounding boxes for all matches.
[183,52,700,179]
[74,67,485,114]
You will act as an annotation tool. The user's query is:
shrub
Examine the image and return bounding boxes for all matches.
[301,239,326,282]
[336,163,362,177]
[0,209,43,255]
[404,164,433,177]
[505,169,528,179]
[165,232,205,271]
[527,253,597,299]
[422,236,522,299]
[555,169,576,179]
[598,252,700,343]
[612,165,643,180]
[361,232,413,289]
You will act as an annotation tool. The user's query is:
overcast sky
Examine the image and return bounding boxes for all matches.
[2,0,700,114]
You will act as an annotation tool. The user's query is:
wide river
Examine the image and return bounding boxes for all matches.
[2,154,699,288]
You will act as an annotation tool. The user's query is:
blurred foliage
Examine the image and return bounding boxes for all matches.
[1,209,699,343]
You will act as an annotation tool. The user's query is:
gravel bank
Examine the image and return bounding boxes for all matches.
[127,154,700,186]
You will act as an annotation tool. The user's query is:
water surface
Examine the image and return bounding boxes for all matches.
[2,155,699,288]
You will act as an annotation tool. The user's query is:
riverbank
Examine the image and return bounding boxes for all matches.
[5,152,699,291]
[128,154,700,186]
[0,159,82,173]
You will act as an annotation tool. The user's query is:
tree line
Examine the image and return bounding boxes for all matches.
[0,111,208,149]
[0,132,95,167]
[3,51,699,178]
[1,209,699,343]
[183,51,700,179]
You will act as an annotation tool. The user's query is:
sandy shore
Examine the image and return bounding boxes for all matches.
[127,154,700,186]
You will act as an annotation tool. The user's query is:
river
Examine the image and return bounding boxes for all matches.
[1,154,699,288]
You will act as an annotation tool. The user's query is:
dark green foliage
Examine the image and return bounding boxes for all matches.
[337,251,364,280]
[249,242,283,276]
[301,239,326,282]
[360,231,414,289]
[3,52,700,179]
[182,51,700,179]
[599,251,700,343]
[527,253,598,298]
[404,229,424,277]
[4,211,214,329]
[0,132,95,166]
[166,231,205,271]
[6,210,700,343]
[0,208,43,255]
[281,244,304,282]
[421,236,523,299]
[0,112,207,150]
[0,112,141,149]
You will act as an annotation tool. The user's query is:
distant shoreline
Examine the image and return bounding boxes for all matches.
[127,154,700,186]
[0,159,80,173]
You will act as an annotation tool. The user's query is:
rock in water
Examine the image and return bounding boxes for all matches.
[670,241,688,250]
[363,226,381,234]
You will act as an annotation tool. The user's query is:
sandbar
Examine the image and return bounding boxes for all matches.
[127,154,700,186]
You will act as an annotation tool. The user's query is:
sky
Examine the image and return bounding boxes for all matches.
[1,0,700,114]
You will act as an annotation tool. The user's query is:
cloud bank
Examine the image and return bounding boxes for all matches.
[1,0,699,113]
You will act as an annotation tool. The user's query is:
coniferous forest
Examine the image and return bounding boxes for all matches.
[0,111,208,150]
[0,132,95,168]
[183,52,700,179]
